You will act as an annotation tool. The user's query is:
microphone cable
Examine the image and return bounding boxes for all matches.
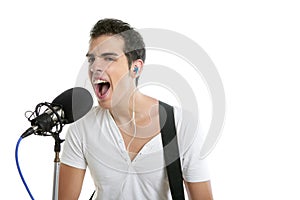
[15,136,35,200]
[15,102,62,200]
[15,87,93,199]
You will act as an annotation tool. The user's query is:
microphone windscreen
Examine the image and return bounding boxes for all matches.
[52,87,93,124]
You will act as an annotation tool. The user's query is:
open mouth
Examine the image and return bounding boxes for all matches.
[93,79,111,98]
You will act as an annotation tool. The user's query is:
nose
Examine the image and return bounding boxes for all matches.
[89,65,102,73]
[90,66,104,83]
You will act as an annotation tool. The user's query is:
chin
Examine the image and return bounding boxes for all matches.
[97,99,112,109]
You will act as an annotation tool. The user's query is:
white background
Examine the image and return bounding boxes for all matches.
[1,0,300,199]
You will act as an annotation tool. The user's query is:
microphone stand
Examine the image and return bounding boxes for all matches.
[52,134,64,200]
[31,102,65,200]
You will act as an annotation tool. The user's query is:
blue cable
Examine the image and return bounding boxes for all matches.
[15,137,35,200]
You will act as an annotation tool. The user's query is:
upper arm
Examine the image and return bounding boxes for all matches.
[58,163,86,200]
[184,181,213,200]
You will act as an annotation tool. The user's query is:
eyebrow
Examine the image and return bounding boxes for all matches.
[86,52,119,57]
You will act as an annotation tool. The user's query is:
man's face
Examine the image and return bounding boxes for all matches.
[87,35,134,109]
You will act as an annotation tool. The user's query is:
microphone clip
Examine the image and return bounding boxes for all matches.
[25,102,65,137]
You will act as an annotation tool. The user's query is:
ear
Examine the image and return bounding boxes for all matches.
[130,59,144,78]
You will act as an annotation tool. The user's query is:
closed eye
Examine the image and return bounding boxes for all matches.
[104,56,116,62]
[87,56,95,64]
[86,52,119,65]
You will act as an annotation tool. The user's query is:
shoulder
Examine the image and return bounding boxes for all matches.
[76,106,107,122]
[68,106,109,132]
[171,105,203,155]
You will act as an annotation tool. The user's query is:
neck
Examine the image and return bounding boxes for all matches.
[109,89,141,126]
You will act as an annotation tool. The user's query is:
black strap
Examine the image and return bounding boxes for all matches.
[89,190,95,200]
[159,101,185,200]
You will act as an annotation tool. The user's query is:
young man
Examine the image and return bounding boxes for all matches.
[58,18,213,200]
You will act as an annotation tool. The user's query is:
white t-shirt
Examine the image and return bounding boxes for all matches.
[61,105,210,200]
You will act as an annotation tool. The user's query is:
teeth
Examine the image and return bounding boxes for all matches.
[93,80,107,84]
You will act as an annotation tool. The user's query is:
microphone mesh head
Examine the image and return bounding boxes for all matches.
[52,87,93,124]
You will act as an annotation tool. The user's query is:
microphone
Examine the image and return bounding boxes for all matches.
[21,87,93,138]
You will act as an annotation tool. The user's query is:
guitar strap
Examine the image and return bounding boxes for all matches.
[159,101,185,200]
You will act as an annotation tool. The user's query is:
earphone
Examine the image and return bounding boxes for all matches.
[133,66,139,74]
